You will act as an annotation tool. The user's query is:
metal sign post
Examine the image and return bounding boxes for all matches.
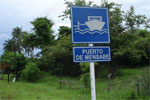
[71,6,111,100]
[89,44,96,100]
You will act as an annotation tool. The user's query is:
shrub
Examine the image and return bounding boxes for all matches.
[80,63,90,88]
[80,73,90,88]
[126,91,137,100]
[22,62,41,82]
[140,68,150,97]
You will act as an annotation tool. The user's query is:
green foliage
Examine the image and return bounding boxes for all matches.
[0,67,148,100]
[111,31,150,66]
[101,0,124,35]
[113,47,142,65]
[3,27,25,54]
[80,63,90,88]
[144,18,150,29]
[80,63,90,72]
[12,27,24,54]
[133,36,150,65]
[58,26,71,39]
[80,73,90,88]
[23,33,37,56]
[15,53,27,76]
[80,62,98,73]
[22,62,41,82]
[1,0,150,80]
[80,62,98,88]
[126,91,137,100]
[139,68,150,97]
[60,0,150,67]
[125,6,146,32]
[125,6,137,32]
[41,35,81,76]
[137,29,150,38]
[1,52,26,72]
[1,52,14,69]
[31,17,54,48]
[60,0,93,20]
[3,39,14,52]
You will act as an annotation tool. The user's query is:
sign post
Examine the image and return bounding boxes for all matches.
[73,45,111,100]
[89,44,96,100]
[71,6,111,100]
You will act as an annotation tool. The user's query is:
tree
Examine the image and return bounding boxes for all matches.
[3,39,14,52]
[59,0,93,20]
[111,30,150,66]
[100,0,125,50]
[124,6,136,32]
[22,62,41,82]
[135,14,146,29]
[31,17,54,49]
[11,27,24,80]
[22,33,37,57]
[41,35,81,76]
[124,6,146,32]
[58,26,71,39]
[1,52,26,79]
[144,18,150,29]
[12,27,24,54]
[102,2,124,35]
[134,31,150,65]
[59,0,150,70]
[0,52,14,70]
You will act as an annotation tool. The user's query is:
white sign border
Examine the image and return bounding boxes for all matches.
[71,6,110,44]
[73,46,111,62]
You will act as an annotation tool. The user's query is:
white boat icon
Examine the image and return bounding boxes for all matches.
[74,16,107,34]
[85,16,105,31]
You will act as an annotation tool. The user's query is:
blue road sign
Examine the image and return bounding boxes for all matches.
[71,6,110,44]
[73,46,111,62]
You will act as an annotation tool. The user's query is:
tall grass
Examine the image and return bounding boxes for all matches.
[0,66,149,100]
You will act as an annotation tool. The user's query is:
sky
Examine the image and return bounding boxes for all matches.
[0,0,150,56]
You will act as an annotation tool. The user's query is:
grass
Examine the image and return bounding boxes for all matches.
[0,66,150,100]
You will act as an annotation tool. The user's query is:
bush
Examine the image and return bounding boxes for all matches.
[126,91,137,100]
[140,68,150,97]
[22,62,41,82]
[80,63,90,88]
[80,73,90,88]
[41,35,81,76]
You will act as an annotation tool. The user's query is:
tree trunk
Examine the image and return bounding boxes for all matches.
[8,67,10,83]
[136,77,140,96]
[18,44,21,54]
[14,37,17,81]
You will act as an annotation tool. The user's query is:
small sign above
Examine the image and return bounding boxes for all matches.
[71,6,110,44]
[73,46,111,62]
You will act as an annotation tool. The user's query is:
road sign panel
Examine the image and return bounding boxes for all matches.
[73,46,111,62]
[71,6,110,44]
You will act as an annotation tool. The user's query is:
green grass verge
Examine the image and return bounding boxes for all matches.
[0,66,149,100]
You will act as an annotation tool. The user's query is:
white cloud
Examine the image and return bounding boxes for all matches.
[0,33,11,40]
